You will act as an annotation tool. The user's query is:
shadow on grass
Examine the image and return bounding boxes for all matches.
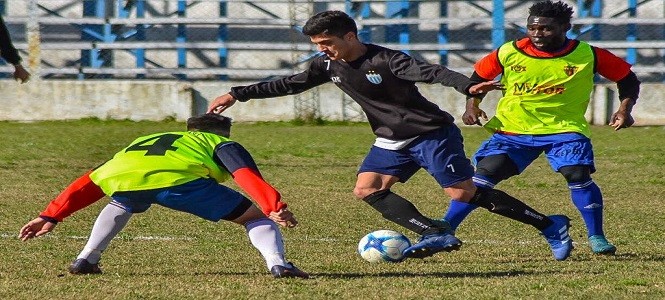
[581,252,665,262]
[67,252,665,278]
[166,269,547,279]
[309,269,544,279]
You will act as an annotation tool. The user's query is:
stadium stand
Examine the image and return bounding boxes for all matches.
[0,0,663,81]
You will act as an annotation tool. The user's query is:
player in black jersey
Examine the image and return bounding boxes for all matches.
[208,11,573,260]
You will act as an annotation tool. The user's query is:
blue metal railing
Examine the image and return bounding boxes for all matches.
[1,1,662,81]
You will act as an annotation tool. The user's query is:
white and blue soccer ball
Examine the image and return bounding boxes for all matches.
[357,230,411,263]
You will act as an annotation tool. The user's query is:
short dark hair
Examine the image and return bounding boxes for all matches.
[186,113,232,137]
[528,0,574,24]
[302,10,357,37]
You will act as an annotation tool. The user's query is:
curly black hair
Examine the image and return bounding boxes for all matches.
[528,0,574,24]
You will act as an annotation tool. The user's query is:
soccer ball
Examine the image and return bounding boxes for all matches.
[357,230,411,263]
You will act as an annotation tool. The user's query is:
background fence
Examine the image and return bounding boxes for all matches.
[1,0,664,82]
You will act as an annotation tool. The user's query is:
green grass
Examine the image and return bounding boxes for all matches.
[1,120,664,299]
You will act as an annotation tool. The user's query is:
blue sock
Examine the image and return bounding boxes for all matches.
[569,180,604,237]
[442,175,495,231]
[442,200,478,231]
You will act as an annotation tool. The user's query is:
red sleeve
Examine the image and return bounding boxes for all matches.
[40,170,107,222]
[231,167,286,215]
[593,46,632,82]
[474,49,502,80]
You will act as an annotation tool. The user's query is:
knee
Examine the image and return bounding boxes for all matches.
[451,189,477,202]
[354,178,392,199]
[353,186,377,200]
[475,154,518,183]
[559,165,591,183]
[444,180,477,202]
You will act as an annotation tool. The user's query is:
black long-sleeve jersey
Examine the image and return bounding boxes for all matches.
[230,44,475,140]
[0,16,21,65]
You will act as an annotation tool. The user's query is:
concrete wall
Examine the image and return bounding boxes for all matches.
[0,80,193,121]
[1,80,663,126]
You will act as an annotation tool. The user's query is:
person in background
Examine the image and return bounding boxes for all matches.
[0,15,30,83]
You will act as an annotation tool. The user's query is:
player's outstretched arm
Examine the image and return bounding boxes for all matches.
[19,217,57,241]
[215,142,289,215]
[19,170,106,241]
[468,80,504,95]
[207,93,237,114]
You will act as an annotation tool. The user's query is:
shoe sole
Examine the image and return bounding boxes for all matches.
[553,245,574,261]
[403,242,462,259]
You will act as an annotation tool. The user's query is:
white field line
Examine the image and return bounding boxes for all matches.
[2,233,593,245]
[1,233,194,241]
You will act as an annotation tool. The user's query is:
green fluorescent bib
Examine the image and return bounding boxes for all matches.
[90,131,232,195]
[485,40,595,137]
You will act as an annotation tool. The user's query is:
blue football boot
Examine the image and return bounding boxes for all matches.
[402,221,462,259]
[589,235,617,255]
[542,215,574,261]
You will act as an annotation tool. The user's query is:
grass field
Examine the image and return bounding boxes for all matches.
[1,120,664,299]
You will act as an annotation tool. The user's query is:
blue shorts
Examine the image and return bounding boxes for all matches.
[358,125,474,188]
[110,178,250,221]
[473,132,596,173]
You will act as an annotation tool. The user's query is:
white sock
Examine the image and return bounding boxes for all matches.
[77,202,132,264]
[244,218,288,270]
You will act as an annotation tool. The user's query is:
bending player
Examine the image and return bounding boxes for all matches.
[19,114,308,278]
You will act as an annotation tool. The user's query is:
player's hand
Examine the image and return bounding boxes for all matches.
[463,105,487,126]
[269,208,298,228]
[13,64,31,84]
[207,93,237,114]
[609,109,634,131]
[19,217,57,241]
[468,80,503,94]
[462,97,487,126]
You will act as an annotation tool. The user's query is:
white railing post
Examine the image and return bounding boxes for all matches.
[27,0,40,80]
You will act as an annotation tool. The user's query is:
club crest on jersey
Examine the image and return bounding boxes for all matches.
[563,65,578,76]
[510,65,526,73]
[365,71,382,84]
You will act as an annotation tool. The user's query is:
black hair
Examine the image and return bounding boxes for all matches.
[186,113,232,137]
[528,0,574,24]
[302,10,358,37]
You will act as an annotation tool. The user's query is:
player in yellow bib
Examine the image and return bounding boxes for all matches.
[443,0,640,257]
[19,114,308,278]
[487,37,595,137]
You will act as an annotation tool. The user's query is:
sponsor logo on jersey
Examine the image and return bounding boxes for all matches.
[513,82,565,95]
[563,65,578,76]
[510,64,527,73]
[365,70,382,84]
[331,76,341,83]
